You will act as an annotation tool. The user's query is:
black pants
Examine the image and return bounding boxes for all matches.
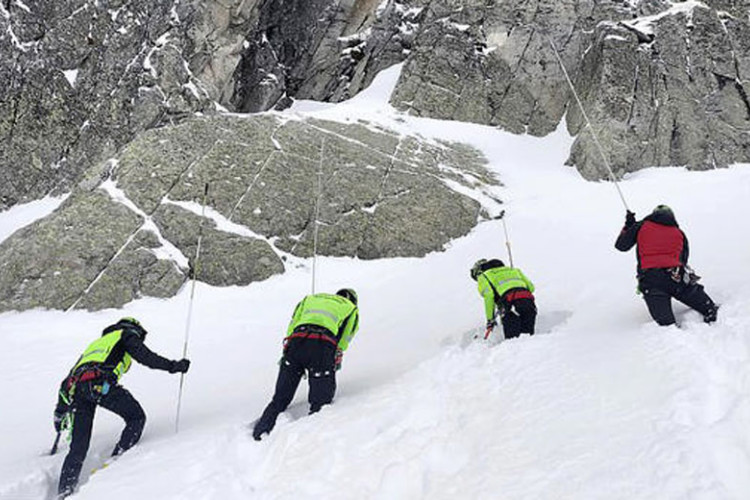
[253,336,337,439]
[58,381,146,496]
[501,297,537,339]
[639,268,717,326]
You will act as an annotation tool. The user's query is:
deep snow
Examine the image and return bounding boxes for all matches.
[1,65,749,500]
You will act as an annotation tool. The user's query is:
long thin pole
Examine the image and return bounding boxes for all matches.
[493,211,514,267]
[544,32,630,211]
[175,182,209,433]
[311,139,324,294]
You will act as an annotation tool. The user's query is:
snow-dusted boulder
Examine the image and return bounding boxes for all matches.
[0,114,494,312]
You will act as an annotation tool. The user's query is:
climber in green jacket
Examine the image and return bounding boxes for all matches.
[53,317,190,498]
[471,258,537,339]
[253,289,359,440]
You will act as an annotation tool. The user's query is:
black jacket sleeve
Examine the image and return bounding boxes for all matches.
[121,330,174,371]
[681,231,690,265]
[615,221,641,252]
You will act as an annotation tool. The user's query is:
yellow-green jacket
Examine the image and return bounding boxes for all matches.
[476,267,535,321]
[286,293,359,351]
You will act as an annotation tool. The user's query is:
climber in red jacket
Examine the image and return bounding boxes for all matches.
[615,205,718,326]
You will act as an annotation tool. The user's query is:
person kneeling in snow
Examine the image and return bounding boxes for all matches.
[252,289,359,441]
[471,259,537,339]
[53,317,190,498]
[615,205,718,326]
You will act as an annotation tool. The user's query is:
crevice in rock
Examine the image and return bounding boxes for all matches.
[353,135,403,256]
[491,26,535,122]
[735,81,750,120]
[626,56,640,127]
[156,138,221,216]
[713,71,733,91]
[228,121,286,221]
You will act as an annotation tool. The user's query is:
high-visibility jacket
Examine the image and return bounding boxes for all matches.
[476,267,535,321]
[72,330,132,381]
[286,293,359,351]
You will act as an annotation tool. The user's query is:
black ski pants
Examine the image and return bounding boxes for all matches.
[58,381,146,496]
[253,335,337,439]
[501,297,537,339]
[639,268,717,326]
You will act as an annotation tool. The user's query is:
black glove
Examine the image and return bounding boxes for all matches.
[486,319,497,331]
[169,359,191,374]
[625,210,636,228]
[334,349,343,371]
[53,409,67,432]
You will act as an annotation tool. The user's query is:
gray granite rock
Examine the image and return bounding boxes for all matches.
[388,0,750,177]
[0,190,142,311]
[0,0,215,211]
[0,113,495,312]
[153,203,284,287]
[4,0,750,214]
[76,230,187,311]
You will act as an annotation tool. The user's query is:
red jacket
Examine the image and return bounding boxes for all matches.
[615,212,689,272]
[636,221,684,269]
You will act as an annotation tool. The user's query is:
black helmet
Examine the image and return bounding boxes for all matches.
[118,317,147,339]
[470,259,487,281]
[652,204,673,216]
[336,288,358,306]
[471,258,505,280]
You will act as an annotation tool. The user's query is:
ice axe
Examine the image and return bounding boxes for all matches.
[483,322,495,340]
[50,431,61,455]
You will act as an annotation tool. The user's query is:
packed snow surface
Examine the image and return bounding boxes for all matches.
[1,65,749,500]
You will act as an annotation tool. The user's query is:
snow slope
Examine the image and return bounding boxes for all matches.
[1,65,749,500]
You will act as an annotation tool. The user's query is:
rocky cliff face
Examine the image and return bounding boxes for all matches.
[0,0,417,210]
[3,0,748,209]
[0,114,495,311]
[0,0,217,210]
[2,0,749,311]
[389,0,750,178]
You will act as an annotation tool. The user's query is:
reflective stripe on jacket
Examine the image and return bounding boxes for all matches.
[73,330,132,381]
[286,293,359,351]
[477,267,535,321]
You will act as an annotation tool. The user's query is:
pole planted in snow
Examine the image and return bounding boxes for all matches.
[493,210,514,267]
[175,182,209,434]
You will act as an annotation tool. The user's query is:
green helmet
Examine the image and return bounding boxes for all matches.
[336,288,358,306]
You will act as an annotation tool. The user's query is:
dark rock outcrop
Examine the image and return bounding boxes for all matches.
[5,0,749,211]
[0,0,215,210]
[389,0,750,177]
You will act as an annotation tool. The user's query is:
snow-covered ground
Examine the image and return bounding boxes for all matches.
[1,66,749,500]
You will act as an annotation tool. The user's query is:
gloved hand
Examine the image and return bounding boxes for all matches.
[486,319,497,331]
[169,358,191,374]
[334,349,343,371]
[53,409,67,432]
[625,210,636,228]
